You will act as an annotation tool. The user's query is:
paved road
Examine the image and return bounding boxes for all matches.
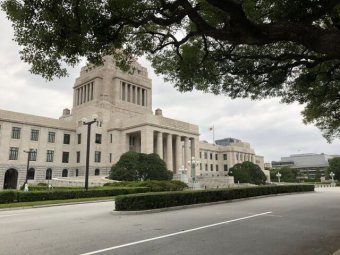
[1,188,340,255]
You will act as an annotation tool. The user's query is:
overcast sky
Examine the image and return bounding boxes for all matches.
[0,11,339,162]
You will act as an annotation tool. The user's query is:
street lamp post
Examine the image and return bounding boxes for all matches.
[188,156,199,183]
[276,172,282,184]
[23,149,31,185]
[23,149,36,186]
[82,114,98,191]
[330,172,335,183]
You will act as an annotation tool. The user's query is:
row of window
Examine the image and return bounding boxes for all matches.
[26,168,101,180]
[200,163,229,172]
[11,127,104,145]
[199,151,228,161]
[9,148,103,163]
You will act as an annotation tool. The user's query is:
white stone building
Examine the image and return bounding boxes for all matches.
[0,56,265,189]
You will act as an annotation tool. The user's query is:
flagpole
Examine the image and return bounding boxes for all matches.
[213,125,215,144]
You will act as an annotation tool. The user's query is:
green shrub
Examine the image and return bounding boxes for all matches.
[0,191,17,203]
[115,184,314,211]
[0,187,149,203]
[104,180,188,192]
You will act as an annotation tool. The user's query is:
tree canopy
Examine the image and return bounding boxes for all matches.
[327,157,340,181]
[2,0,340,140]
[270,167,299,182]
[229,161,267,185]
[109,151,173,181]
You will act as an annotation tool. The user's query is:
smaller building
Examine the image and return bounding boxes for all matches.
[272,153,340,179]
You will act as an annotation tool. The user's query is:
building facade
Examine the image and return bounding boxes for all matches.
[0,56,265,189]
[272,153,340,179]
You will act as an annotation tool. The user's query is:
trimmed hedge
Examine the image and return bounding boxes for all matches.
[115,184,314,211]
[0,187,149,204]
[104,180,188,192]
[0,191,17,204]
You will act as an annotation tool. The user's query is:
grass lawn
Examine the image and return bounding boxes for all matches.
[0,196,115,209]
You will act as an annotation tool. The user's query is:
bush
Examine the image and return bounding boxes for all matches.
[0,191,17,203]
[109,152,172,181]
[230,162,267,185]
[0,187,149,204]
[104,180,188,192]
[115,184,314,211]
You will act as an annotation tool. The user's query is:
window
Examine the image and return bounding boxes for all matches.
[9,147,18,160]
[215,154,218,160]
[29,149,37,161]
[216,165,219,171]
[199,152,202,158]
[110,134,112,143]
[77,134,81,144]
[75,169,79,177]
[204,152,208,159]
[210,153,213,160]
[223,154,227,160]
[205,164,208,171]
[46,168,52,180]
[31,129,39,141]
[63,134,70,144]
[109,153,112,163]
[95,134,102,144]
[200,163,202,170]
[224,164,228,171]
[95,151,101,163]
[95,169,100,176]
[210,164,214,171]
[48,132,55,143]
[129,136,136,146]
[62,152,69,163]
[27,168,35,180]
[11,127,21,139]
[62,169,68,177]
[46,150,54,162]
[76,151,80,163]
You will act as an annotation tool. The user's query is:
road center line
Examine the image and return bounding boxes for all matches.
[80,211,272,255]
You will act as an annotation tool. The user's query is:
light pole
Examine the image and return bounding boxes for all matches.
[82,114,98,191]
[23,149,36,186]
[276,172,282,184]
[330,172,335,183]
[187,156,199,183]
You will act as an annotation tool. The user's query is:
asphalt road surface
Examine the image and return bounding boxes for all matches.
[1,188,340,255]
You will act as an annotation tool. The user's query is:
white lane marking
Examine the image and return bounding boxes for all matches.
[80,211,272,255]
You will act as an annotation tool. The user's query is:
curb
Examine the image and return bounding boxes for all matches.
[112,191,313,215]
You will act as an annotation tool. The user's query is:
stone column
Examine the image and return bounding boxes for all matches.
[190,138,195,158]
[175,135,182,173]
[141,129,154,154]
[156,131,163,159]
[125,83,128,102]
[166,134,173,171]
[184,137,190,169]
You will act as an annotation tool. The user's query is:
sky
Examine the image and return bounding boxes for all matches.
[0,11,339,163]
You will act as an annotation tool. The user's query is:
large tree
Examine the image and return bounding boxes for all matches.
[327,157,340,181]
[230,161,267,185]
[110,152,172,181]
[2,0,340,140]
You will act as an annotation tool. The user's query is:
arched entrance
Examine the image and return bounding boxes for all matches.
[3,169,18,189]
